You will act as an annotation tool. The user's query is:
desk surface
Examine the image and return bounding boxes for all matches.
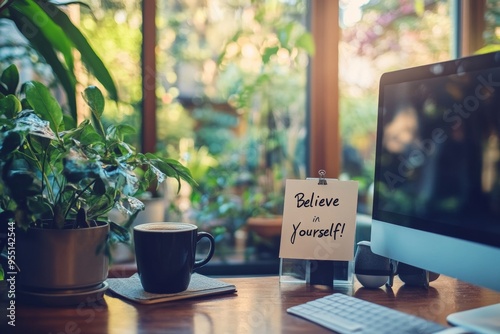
[10,273,500,334]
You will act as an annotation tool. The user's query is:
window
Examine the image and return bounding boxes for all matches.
[79,0,143,147]
[479,0,500,53]
[338,1,453,216]
[72,0,495,274]
[155,0,311,273]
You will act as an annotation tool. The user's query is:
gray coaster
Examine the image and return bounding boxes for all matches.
[107,273,236,304]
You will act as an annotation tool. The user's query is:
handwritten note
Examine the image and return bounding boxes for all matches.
[279,179,359,261]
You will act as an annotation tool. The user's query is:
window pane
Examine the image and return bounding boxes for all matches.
[483,0,500,52]
[339,0,452,215]
[156,0,310,272]
[79,1,143,147]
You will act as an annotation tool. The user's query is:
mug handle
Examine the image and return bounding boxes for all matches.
[194,232,215,269]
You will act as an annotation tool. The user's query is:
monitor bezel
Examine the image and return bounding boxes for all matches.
[371,52,500,293]
[372,51,500,249]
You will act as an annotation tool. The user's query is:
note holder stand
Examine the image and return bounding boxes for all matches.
[279,258,354,287]
[279,171,354,287]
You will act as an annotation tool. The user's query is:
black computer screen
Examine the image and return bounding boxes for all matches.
[373,55,500,248]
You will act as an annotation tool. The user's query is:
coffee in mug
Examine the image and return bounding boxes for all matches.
[133,222,215,293]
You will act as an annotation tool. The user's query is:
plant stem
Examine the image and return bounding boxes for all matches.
[64,179,96,221]
[21,140,57,202]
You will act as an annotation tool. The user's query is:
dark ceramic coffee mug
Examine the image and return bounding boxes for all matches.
[133,222,215,293]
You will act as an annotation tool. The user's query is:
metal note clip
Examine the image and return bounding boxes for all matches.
[318,169,327,185]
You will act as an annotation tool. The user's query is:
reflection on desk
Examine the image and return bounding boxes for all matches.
[9,274,500,334]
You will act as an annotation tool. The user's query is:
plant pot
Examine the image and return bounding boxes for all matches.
[16,222,109,304]
[246,216,283,238]
[246,216,283,260]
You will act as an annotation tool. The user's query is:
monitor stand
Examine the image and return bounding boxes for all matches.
[447,303,500,334]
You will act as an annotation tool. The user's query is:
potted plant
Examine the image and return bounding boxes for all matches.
[0,65,196,304]
[244,184,285,260]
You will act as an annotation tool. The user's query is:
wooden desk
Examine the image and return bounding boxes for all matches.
[10,274,500,334]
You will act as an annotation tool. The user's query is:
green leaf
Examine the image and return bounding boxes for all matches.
[93,177,106,196]
[0,131,22,156]
[63,148,102,182]
[217,31,242,65]
[277,22,294,47]
[262,46,279,64]
[295,32,315,55]
[48,1,91,10]
[0,94,22,118]
[0,64,20,94]
[26,195,53,218]
[108,221,131,245]
[83,86,105,117]
[28,135,50,155]
[83,86,106,138]
[14,207,34,231]
[169,162,197,187]
[10,1,75,75]
[23,81,64,134]
[146,154,197,190]
[86,191,115,220]
[106,124,135,141]
[63,114,76,129]
[10,9,77,122]
[255,73,271,86]
[76,207,89,228]
[4,160,42,200]
[27,35,77,123]
[43,1,118,101]
[475,44,500,55]
[69,120,103,145]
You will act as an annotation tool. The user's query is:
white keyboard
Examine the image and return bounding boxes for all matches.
[287,293,448,334]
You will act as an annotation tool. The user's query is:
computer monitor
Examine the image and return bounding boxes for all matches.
[370,51,500,333]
